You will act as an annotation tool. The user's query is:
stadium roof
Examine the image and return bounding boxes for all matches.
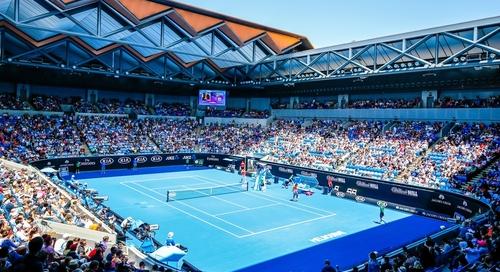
[0,0,312,77]
[0,1,498,90]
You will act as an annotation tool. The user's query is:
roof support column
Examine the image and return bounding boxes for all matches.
[338,94,349,109]
[145,94,155,107]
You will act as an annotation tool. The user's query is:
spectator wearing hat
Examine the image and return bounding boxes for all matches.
[165,232,176,246]
[54,233,70,255]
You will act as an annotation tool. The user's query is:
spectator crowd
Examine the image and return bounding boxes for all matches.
[0,161,154,271]
[0,92,500,272]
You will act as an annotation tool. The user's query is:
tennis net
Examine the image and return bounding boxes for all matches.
[166,182,249,202]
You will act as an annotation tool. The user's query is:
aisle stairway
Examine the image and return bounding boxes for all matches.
[459,154,500,190]
[395,137,444,181]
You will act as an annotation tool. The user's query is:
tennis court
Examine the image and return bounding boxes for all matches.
[78,166,452,272]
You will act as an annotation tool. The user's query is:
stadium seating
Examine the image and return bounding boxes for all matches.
[0,94,499,272]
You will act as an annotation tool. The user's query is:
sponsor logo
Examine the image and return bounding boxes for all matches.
[431,194,451,206]
[182,155,193,160]
[151,155,163,163]
[391,187,418,197]
[118,157,131,164]
[80,159,96,166]
[328,176,345,183]
[421,211,449,221]
[64,160,69,164]
[336,192,345,198]
[346,188,357,195]
[333,185,340,192]
[135,156,147,164]
[356,180,379,190]
[394,205,418,214]
[310,231,346,243]
[457,201,472,214]
[300,171,317,178]
[355,196,365,202]
[278,167,293,174]
[206,157,219,162]
[100,158,114,165]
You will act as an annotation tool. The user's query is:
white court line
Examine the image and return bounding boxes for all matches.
[119,182,244,238]
[120,176,197,184]
[176,184,249,209]
[132,181,254,235]
[215,203,280,217]
[195,174,336,215]
[151,182,213,190]
[193,176,332,217]
[238,213,337,238]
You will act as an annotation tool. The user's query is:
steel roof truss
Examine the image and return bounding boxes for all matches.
[376,35,433,71]
[292,52,327,79]
[440,28,500,65]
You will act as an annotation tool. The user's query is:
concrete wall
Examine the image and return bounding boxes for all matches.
[274,108,500,122]
[204,116,272,126]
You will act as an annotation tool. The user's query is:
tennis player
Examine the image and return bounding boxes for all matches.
[378,202,386,224]
[291,183,299,202]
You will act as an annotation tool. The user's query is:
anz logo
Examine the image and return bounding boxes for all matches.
[118,157,131,164]
[151,155,163,163]
[136,156,147,164]
[100,158,114,165]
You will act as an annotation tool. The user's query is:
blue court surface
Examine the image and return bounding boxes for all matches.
[77,166,453,272]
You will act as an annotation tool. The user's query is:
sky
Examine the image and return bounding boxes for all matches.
[177,0,500,49]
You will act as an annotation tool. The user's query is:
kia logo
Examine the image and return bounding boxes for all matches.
[118,157,131,164]
[100,158,114,165]
[136,156,147,163]
[151,155,163,163]
[355,196,365,202]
